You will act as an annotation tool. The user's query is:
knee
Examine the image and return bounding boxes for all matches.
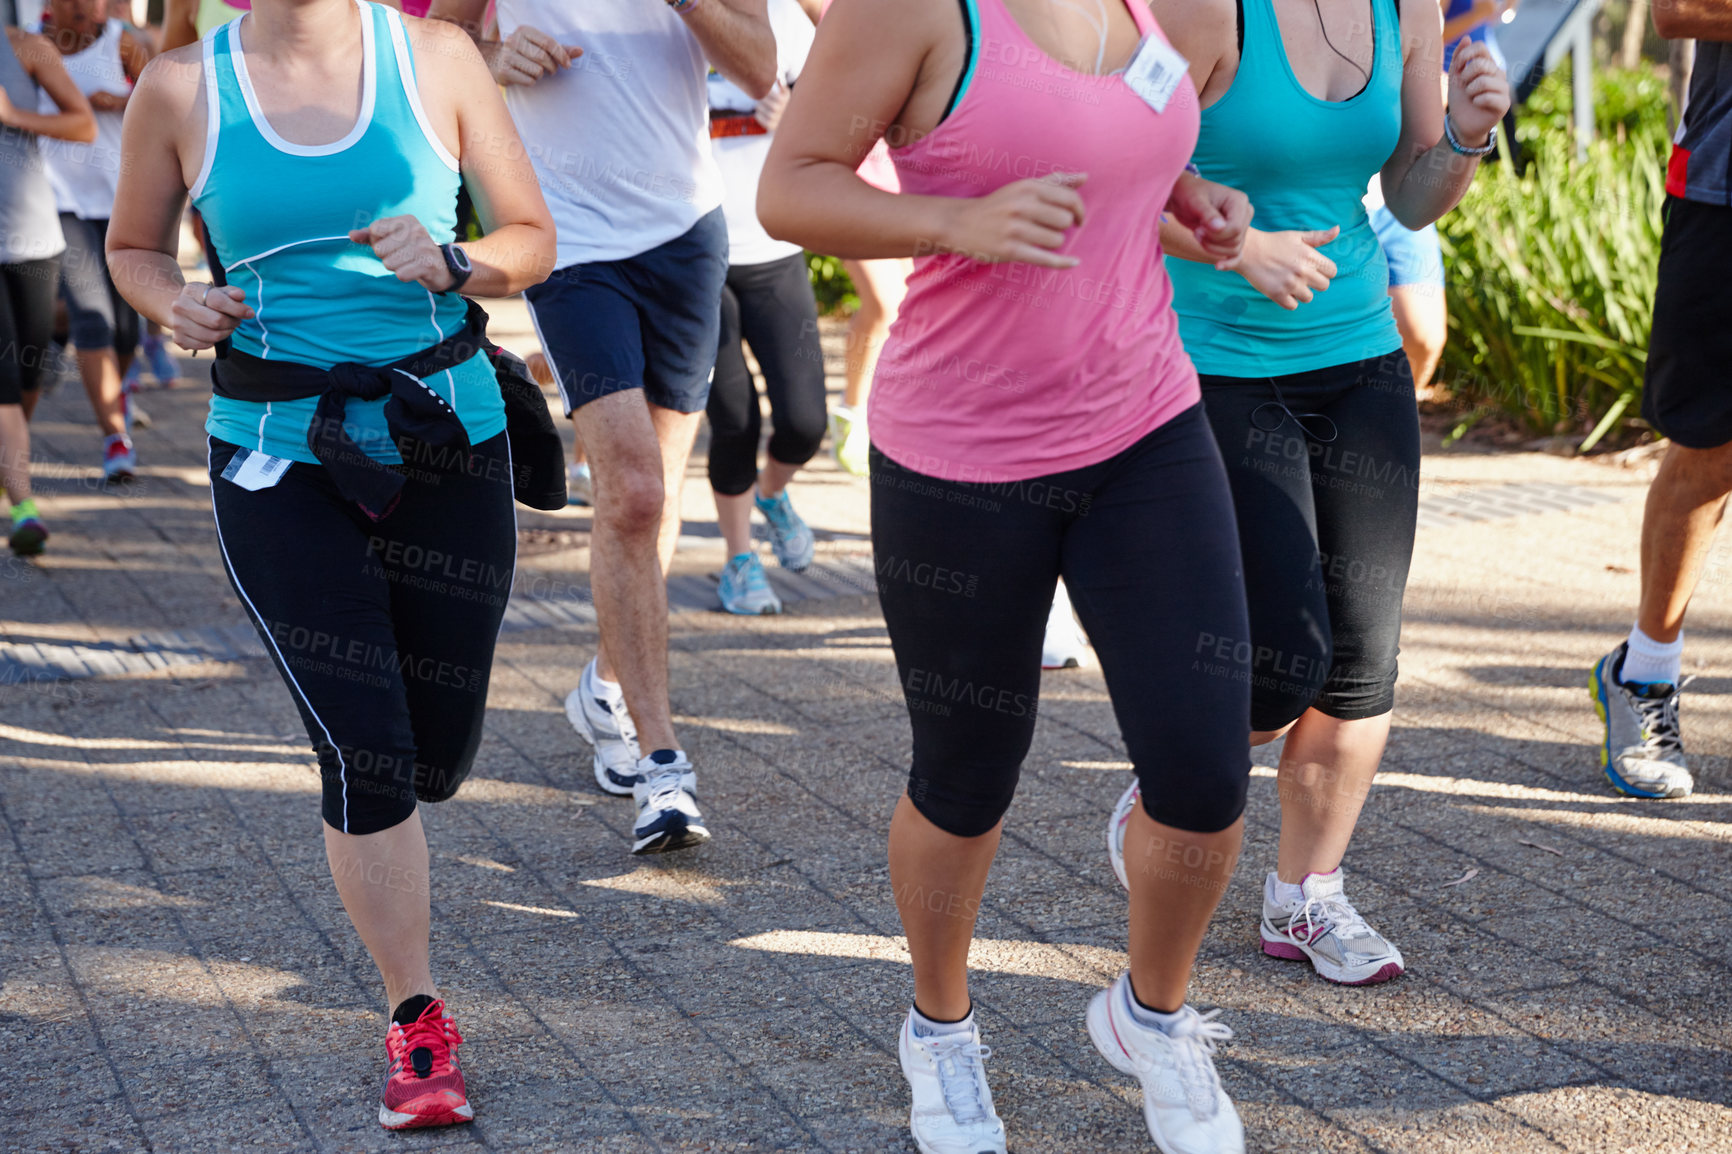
[1138,761,1249,835]
[69,311,113,352]
[414,756,475,804]
[594,461,666,533]
[1665,441,1732,498]
[907,762,1020,839]
[773,409,828,465]
[1248,645,1331,733]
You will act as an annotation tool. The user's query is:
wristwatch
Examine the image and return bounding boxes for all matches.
[438,242,473,294]
[1443,112,1498,157]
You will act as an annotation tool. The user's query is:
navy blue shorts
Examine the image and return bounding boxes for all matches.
[525,209,729,416]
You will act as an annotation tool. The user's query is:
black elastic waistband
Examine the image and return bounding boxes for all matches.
[210,302,488,404]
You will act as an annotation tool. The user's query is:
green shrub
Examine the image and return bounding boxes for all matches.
[807,252,858,315]
[1437,67,1668,449]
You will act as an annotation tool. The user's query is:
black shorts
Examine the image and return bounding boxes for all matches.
[524,209,728,417]
[1643,196,1732,449]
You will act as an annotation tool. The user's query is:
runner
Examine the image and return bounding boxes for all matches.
[1104,0,1510,988]
[0,19,94,555]
[760,0,1257,1148]
[431,0,774,852]
[706,0,824,615]
[1589,0,1732,801]
[37,0,150,480]
[108,0,554,1127]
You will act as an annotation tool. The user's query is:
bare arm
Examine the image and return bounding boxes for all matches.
[159,0,200,53]
[1380,0,1509,229]
[682,0,775,98]
[0,29,96,143]
[86,28,154,113]
[107,50,254,349]
[1654,0,1732,39]
[399,18,556,297]
[759,0,1086,265]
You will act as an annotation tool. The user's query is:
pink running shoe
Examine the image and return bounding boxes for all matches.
[379,999,473,1130]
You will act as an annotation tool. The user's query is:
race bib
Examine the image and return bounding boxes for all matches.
[1123,35,1189,114]
[221,448,291,492]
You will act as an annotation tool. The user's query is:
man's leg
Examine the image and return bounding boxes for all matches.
[1636,442,1732,645]
[1387,283,1446,391]
[572,390,681,755]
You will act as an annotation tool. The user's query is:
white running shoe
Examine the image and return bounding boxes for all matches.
[898,1011,1007,1154]
[1107,778,1138,892]
[1042,580,1089,669]
[1259,869,1404,986]
[1087,974,1244,1154]
[1590,642,1693,798]
[564,658,643,797]
[567,462,593,508]
[631,750,710,855]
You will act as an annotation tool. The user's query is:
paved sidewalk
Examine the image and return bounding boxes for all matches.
[2,316,1729,1153]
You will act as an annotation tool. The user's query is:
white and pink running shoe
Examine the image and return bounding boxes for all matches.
[1259,869,1404,986]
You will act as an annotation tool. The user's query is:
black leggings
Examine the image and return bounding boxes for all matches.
[1199,351,1420,732]
[0,258,60,405]
[871,403,1251,838]
[57,214,138,356]
[210,433,516,836]
[706,253,828,496]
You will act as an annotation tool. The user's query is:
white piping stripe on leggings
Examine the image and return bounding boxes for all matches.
[206,437,354,832]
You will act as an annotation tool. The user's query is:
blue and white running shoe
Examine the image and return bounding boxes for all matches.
[754,488,814,572]
[632,749,709,855]
[1590,642,1692,798]
[564,658,644,797]
[718,552,782,616]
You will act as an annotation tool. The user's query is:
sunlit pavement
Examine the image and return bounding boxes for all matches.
[3,314,1729,1153]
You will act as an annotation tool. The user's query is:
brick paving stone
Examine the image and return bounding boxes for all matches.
[2,327,1730,1151]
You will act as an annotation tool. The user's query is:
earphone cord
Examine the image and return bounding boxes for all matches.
[1311,0,1370,85]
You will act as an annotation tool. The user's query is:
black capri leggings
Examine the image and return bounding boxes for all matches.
[871,403,1252,838]
[57,214,138,357]
[1198,350,1421,732]
[706,252,828,496]
[210,433,516,836]
[0,258,60,405]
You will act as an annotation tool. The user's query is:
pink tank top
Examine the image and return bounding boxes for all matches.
[870,0,1201,482]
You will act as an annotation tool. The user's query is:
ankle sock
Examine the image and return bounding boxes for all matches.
[10,500,38,525]
[910,1003,972,1038]
[1125,983,1185,1035]
[1269,874,1305,907]
[391,994,436,1026]
[1623,625,1683,686]
[586,659,622,698]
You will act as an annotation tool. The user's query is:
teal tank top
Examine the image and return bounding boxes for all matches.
[1167,0,1405,376]
[193,0,504,463]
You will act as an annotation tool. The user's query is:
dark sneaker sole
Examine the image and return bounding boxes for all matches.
[631,825,712,855]
[8,529,46,556]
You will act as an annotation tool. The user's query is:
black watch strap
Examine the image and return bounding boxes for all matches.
[439,243,473,294]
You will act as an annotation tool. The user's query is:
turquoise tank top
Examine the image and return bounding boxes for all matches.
[1167,0,1405,376]
[193,0,504,464]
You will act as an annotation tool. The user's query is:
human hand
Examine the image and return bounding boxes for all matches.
[1223,226,1339,310]
[939,173,1088,268]
[1167,171,1253,267]
[89,90,128,112]
[349,216,454,293]
[753,79,790,132]
[487,25,582,87]
[1446,39,1511,146]
[171,282,252,351]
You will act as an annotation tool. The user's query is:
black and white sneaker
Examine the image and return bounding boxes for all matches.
[564,658,644,796]
[631,750,709,855]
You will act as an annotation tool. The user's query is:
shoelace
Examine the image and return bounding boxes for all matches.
[1292,891,1373,946]
[1628,683,1685,759]
[393,1013,464,1077]
[925,1034,993,1125]
[641,769,690,814]
[1165,1009,1232,1120]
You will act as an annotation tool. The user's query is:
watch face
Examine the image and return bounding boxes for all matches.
[448,245,472,273]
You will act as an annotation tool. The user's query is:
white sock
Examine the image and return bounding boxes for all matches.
[1267,872,1305,907]
[1122,981,1185,1036]
[910,1005,973,1039]
[1622,625,1683,686]
[585,658,622,698]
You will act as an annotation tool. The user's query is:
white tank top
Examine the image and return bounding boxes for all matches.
[37,19,129,220]
[495,0,723,267]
